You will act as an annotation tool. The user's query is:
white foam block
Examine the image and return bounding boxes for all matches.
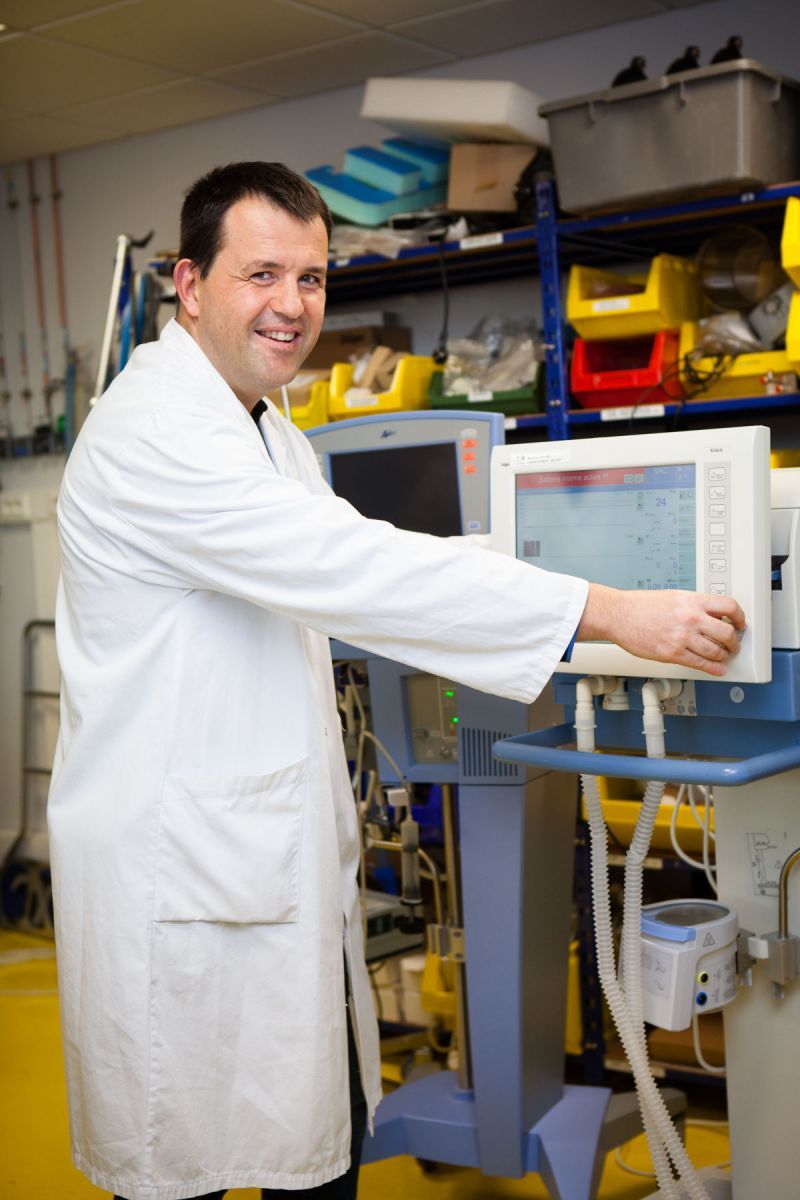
[361,77,550,147]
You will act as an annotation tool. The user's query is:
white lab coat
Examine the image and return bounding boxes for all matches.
[48,319,588,1200]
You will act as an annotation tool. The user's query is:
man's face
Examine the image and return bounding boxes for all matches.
[180,196,328,408]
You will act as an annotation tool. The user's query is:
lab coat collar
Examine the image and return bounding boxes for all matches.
[160,318,261,430]
[160,318,283,462]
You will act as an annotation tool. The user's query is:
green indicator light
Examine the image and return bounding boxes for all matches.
[445,689,455,697]
[451,716,459,724]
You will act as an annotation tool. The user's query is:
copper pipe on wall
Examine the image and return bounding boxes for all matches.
[26,159,51,407]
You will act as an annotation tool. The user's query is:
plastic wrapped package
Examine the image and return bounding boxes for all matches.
[429,317,543,416]
[329,224,424,261]
[693,312,764,356]
[443,316,542,395]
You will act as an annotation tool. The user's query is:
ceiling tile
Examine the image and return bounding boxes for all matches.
[0,34,179,113]
[302,0,473,24]
[57,77,275,135]
[388,0,661,57]
[0,112,122,165]
[0,0,119,31]
[213,31,454,99]
[42,0,364,73]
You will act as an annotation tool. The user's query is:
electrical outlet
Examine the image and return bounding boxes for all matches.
[0,494,32,524]
[0,491,58,525]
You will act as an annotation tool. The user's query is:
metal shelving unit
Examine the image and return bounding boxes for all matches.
[326,178,800,441]
[535,178,800,439]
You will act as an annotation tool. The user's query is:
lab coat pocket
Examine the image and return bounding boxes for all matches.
[154,759,308,923]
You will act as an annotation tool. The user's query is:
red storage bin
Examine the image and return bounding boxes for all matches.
[570,330,685,408]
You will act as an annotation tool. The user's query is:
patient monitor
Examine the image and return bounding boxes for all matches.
[306,410,503,537]
[490,425,772,683]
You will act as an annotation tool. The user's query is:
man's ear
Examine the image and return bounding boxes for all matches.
[173,258,201,318]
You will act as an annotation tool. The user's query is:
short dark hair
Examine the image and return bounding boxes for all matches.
[179,161,332,278]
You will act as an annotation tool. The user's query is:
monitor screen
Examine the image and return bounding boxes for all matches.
[515,463,696,591]
[330,441,462,537]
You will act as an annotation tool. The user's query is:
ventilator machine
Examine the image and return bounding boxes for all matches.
[306,413,800,1200]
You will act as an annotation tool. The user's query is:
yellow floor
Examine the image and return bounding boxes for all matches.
[0,931,729,1199]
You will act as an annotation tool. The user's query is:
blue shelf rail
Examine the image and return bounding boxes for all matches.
[556,180,800,240]
[504,388,800,433]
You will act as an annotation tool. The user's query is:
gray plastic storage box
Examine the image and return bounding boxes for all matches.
[539,59,800,214]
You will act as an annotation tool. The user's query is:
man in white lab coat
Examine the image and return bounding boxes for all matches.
[48,163,744,1200]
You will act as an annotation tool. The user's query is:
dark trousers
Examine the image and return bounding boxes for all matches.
[115,1006,367,1200]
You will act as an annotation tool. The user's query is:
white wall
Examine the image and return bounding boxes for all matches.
[1,0,799,855]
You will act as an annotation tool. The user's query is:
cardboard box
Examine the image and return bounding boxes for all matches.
[447,142,537,213]
[305,325,412,369]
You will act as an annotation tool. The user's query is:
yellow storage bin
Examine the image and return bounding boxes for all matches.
[567,254,704,339]
[584,775,714,854]
[267,372,330,430]
[420,951,456,1024]
[781,195,800,287]
[327,355,440,420]
[679,322,797,399]
[565,938,613,1056]
[788,290,800,368]
[564,939,584,1056]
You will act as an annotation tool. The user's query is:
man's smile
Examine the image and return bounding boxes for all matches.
[255,328,301,344]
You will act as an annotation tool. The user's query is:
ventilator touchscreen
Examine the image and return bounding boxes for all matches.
[491,424,771,682]
[515,463,697,591]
